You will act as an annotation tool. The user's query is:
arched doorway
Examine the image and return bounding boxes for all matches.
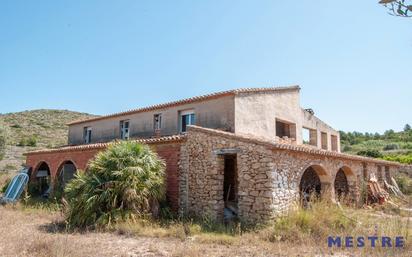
[299,165,331,205]
[334,166,354,203]
[33,162,51,197]
[57,160,77,187]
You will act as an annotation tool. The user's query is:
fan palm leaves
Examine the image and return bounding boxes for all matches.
[64,141,165,228]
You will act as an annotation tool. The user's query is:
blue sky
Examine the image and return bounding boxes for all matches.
[0,1,410,133]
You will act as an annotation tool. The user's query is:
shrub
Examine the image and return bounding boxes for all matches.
[18,136,37,147]
[64,141,166,228]
[342,145,352,152]
[1,178,11,193]
[264,201,356,243]
[395,173,412,195]
[383,154,412,164]
[383,143,399,151]
[357,149,383,158]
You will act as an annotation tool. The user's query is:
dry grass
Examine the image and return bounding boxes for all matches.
[0,200,410,257]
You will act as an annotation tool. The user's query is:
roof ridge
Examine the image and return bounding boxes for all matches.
[67,85,300,125]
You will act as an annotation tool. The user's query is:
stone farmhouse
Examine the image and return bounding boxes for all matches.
[25,86,402,223]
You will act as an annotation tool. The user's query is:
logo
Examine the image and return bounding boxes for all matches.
[327,236,405,248]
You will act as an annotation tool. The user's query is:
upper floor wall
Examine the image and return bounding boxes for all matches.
[67,86,340,152]
[68,95,235,145]
[233,88,340,152]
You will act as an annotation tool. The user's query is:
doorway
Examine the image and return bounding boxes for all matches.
[223,155,238,220]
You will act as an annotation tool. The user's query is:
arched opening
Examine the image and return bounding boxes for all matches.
[300,166,322,201]
[33,162,51,197]
[334,169,349,200]
[334,166,355,203]
[57,160,77,187]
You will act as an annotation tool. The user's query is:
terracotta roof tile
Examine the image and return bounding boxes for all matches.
[187,126,402,167]
[67,86,300,125]
[24,134,186,155]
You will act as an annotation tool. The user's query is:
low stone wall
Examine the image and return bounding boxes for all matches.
[179,126,402,224]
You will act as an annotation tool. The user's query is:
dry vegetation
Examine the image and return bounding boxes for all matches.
[0,109,97,148]
[0,109,97,173]
[0,199,410,257]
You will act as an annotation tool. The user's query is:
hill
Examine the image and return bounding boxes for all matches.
[0,109,97,148]
[0,109,97,172]
[340,125,412,164]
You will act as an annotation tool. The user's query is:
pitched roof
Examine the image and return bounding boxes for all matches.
[24,134,185,155]
[67,85,300,125]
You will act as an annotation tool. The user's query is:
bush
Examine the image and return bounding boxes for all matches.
[395,173,412,195]
[18,136,37,147]
[357,149,383,158]
[383,143,399,151]
[1,178,11,193]
[64,141,166,228]
[264,201,356,243]
[383,154,412,164]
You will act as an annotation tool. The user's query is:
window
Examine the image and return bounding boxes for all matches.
[331,135,338,152]
[321,132,328,150]
[276,119,296,139]
[154,114,162,131]
[83,127,92,144]
[179,110,195,133]
[303,127,317,146]
[120,120,130,140]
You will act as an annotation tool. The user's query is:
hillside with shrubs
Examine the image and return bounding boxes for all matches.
[340,124,412,164]
[0,110,97,172]
[0,109,97,148]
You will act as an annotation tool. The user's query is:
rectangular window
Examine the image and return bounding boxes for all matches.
[154,114,162,131]
[120,120,130,140]
[180,110,195,133]
[276,119,296,139]
[303,127,317,146]
[83,127,92,144]
[331,135,338,152]
[321,132,328,150]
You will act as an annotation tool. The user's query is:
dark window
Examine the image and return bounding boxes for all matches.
[180,111,195,133]
[120,120,130,140]
[154,114,162,131]
[83,127,92,144]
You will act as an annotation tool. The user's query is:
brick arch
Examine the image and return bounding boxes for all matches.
[56,159,79,176]
[33,160,51,177]
[56,160,78,186]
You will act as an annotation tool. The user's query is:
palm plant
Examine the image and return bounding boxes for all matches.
[64,141,165,228]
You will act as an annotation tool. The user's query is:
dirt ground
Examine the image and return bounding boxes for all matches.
[0,206,333,257]
[0,206,409,257]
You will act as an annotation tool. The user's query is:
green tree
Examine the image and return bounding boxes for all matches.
[379,0,412,17]
[404,124,411,132]
[64,141,166,228]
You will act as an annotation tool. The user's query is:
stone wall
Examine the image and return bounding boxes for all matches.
[179,126,402,224]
